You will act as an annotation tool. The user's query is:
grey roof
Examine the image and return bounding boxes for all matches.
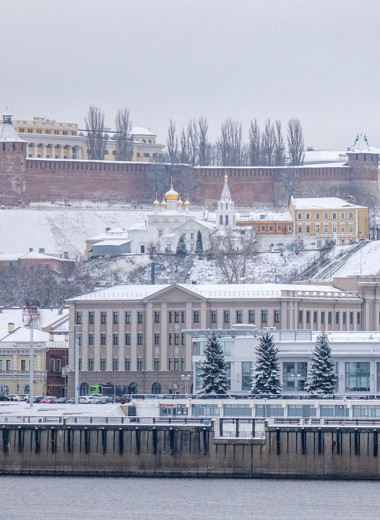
[0,115,26,142]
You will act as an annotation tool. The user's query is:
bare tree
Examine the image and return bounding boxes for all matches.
[287,118,305,166]
[186,119,199,166]
[274,120,285,166]
[115,108,133,161]
[210,226,258,283]
[85,105,108,160]
[261,119,276,166]
[217,118,243,166]
[198,116,209,166]
[248,119,261,166]
[280,168,302,205]
[166,119,179,164]
[179,128,189,164]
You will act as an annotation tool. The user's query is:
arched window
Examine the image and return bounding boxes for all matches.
[128,382,138,394]
[225,215,229,225]
[152,382,161,394]
[80,382,89,396]
[24,385,30,394]
[0,385,9,395]
[219,215,223,225]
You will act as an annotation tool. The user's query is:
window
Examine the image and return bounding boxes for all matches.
[340,212,345,219]
[113,311,119,324]
[274,310,280,323]
[88,358,94,371]
[154,333,160,345]
[137,312,143,324]
[137,333,143,345]
[324,224,329,233]
[261,225,265,232]
[306,311,310,324]
[78,335,82,346]
[152,382,161,394]
[125,358,130,371]
[313,311,317,324]
[236,310,243,323]
[277,225,281,232]
[174,358,180,371]
[182,311,185,323]
[78,359,82,371]
[137,358,143,371]
[298,310,303,323]
[324,212,328,220]
[335,312,340,325]
[100,358,107,371]
[88,312,94,324]
[113,333,119,346]
[349,212,354,219]
[101,333,107,346]
[242,362,253,391]
[298,225,302,234]
[357,312,361,325]
[340,224,345,233]
[283,362,308,391]
[316,213,320,220]
[224,310,230,323]
[169,311,173,323]
[174,311,180,323]
[343,312,347,325]
[194,311,200,323]
[125,312,131,324]
[125,333,131,346]
[88,334,94,346]
[0,360,3,371]
[345,362,370,391]
[328,312,332,325]
[154,358,160,371]
[181,333,185,346]
[350,312,354,325]
[316,224,320,234]
[332,212,337,220]
[154,311,160,323]
[249,310,255,323]
[169,358,173,371]
[174,333,180,346]
[101,312,107,324]
[169,333,172,345]
[211,310,217,323]
[21,359,26,371]
[321,311,325,324]
[261,310,268,323]
[113,358,118,371]
[269,226,273,232]
[297,212,302,220]
[76,312,82,325]
[305,212,310,220]
[306,225,310,233]
[181,358,185,371]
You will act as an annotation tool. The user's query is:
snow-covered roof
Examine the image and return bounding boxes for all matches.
[291,197,366,210]
[0,250,72,262]
[87,228,129,241]
[303,150,348,164]
[0,115,26,142]
[93,239,131,247]
[68,282,355,303]
[348,134,380,154]
[0,327,51,344]
[236,211,293,222]
[0,308,69,340]
[131,127,155,136]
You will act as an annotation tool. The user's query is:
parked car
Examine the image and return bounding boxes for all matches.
[0,394,10,401]
[8,394,23,401]
[26,396,44,403]
[40,396,57,404]
[55,397,68,404]
[19,394,29,401]
[65,397,75,404]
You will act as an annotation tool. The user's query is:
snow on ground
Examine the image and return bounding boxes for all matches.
[332,241,380,277]
[0,402,124,417]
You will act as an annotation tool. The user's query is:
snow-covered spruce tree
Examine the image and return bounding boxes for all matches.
[306,331,336,396]
[195,231,203,255]
[176,235,187,255]
[251,332,282,395]
[199,331,228,394]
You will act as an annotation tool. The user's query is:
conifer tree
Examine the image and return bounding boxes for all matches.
[195,231,203,254]
[306,331,336,396]
[176,235,187,255]
[251,332,282,395]
[200,331,228,394]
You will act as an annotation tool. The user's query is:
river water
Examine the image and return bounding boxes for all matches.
[1,476,379,519]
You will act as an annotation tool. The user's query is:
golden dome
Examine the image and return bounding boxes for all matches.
[184,198,190,207]
[160,197,167,207]
[165,178,179,201]
[153,194,160,206]
[177,196,183,206]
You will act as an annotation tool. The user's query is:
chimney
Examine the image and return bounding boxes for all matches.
[39,248,45,253]
[29,248,33,252]
[8,322,15,333]
[63,251,69,259]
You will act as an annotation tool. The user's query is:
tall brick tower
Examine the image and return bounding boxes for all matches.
[0,114,28,204]
[346,134,379,192]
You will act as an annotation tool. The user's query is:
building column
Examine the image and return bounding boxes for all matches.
[281,301,288,329]
[77,147,82,160]
[185,302,192,371]
[161,303,168,371]
[131,310,137,371]
[145,303,153,371]
[42,144,46,158]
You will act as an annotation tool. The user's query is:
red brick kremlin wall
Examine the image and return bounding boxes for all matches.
[0,144,378,206]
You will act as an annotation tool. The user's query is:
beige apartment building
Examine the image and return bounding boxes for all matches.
[67,277,380,395]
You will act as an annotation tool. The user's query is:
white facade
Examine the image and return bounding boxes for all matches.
[189,327,380,396]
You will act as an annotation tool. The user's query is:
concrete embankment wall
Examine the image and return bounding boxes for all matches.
[1,423,380,479]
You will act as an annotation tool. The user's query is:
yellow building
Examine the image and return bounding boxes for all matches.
[14,117,164,162]
[289,196,369,248]
[14,117,85,159]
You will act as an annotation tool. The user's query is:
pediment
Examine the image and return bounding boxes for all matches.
[143,283,206,303]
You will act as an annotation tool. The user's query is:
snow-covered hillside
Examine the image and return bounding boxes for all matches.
[332,241,380,277]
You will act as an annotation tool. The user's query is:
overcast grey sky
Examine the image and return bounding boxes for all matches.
[1,0,380,149]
